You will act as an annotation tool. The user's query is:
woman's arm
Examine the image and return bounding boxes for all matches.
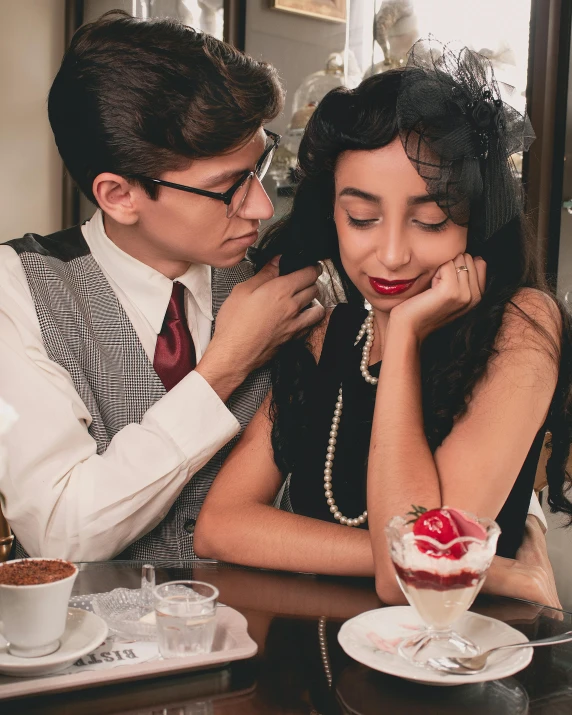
[194,310,374,576]
[195,287,561,605]
[193,391,374,575]
[367,255,561,603]
[195,388,560,604]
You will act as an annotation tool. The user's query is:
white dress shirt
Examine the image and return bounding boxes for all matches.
[0,210,240,560]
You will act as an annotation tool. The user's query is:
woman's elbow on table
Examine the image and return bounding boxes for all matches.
[194,510,227,561]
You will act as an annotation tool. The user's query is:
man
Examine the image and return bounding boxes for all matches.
[0,11,323,561]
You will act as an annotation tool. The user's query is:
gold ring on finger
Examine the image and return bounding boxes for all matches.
[456,265,469,274]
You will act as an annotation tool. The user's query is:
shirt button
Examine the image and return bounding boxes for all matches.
[184,519,196,534]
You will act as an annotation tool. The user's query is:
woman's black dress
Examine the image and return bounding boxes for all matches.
[288,303,546,558]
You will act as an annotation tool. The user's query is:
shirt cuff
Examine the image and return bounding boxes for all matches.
[144,370,240,461]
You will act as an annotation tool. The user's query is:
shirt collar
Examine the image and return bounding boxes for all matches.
[82,210,213,334]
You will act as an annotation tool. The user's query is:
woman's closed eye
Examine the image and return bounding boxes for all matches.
[413,217,450,232]
[346,212,379,229]
[345,212,450,232]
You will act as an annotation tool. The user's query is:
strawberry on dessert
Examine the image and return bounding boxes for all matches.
[407,505,486,559]
[447,507,488,540]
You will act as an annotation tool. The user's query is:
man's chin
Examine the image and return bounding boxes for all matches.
[209,250,250,270]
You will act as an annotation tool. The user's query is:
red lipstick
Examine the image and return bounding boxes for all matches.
[369,276,417,296]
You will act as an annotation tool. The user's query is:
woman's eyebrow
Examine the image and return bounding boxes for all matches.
[338,189,444,207]
[407,194,441,207]
[338,187,382,204]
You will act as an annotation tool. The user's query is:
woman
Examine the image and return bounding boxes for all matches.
[194,42,570,606]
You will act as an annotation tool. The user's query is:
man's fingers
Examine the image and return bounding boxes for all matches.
[279,265,322,293]
[246,261,280,291]
[246,263,320,297]
[292,303,326,333]
[294,285,319,311]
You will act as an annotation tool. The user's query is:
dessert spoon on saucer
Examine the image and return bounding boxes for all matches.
[428,630,572,675]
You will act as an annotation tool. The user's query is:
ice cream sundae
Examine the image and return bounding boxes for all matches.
[386,506,500,665]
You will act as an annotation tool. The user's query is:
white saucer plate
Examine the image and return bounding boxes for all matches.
[338,606,533,686]
[0,608,108,677]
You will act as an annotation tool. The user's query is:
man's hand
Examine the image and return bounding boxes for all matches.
[196,261,325,401]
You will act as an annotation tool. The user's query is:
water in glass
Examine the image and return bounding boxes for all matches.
[154,581,218,659]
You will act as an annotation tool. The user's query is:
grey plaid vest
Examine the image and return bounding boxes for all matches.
[7,225,270,560]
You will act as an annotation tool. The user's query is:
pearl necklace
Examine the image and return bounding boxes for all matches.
[323,309,376,527]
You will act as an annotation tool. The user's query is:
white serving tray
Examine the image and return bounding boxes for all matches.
[0,605,257,701]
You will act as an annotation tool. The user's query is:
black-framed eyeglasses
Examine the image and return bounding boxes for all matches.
[128,129,281,219]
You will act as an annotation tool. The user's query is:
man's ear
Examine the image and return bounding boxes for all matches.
[92,173,143,225]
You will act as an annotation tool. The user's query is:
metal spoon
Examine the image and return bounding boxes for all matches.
[428,630,572,675]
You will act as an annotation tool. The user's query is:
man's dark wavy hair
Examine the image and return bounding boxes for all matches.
[48,10,284,204]
[256,68,572,521]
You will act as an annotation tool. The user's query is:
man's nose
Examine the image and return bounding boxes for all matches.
[238,176,274,221]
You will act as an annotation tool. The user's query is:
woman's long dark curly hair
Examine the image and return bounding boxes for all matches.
[256,69,572,520]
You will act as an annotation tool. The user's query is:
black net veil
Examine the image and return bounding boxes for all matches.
[396,38,535,240]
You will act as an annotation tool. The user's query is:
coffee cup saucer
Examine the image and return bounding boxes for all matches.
[0,608,108,677]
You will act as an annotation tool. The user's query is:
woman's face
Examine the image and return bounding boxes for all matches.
[334,139,468,312]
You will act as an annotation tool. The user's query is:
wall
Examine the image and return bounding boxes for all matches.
[0,1,66,242]
[244,0,347,135]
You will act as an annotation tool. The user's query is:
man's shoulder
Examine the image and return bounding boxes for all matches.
[6,225,89,263]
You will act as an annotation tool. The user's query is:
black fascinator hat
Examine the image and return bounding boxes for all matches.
[397,38,535,240]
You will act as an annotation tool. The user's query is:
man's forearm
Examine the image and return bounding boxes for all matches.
[3,370,239,561]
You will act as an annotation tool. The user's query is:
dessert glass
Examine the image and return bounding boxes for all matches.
[385,512,500,667]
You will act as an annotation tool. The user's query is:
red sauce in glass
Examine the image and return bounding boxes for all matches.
[393,563,482,591]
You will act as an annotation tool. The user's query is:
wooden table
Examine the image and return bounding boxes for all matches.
[5,560,572,715]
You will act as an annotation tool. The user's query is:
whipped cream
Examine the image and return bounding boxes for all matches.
[391,532,495,575]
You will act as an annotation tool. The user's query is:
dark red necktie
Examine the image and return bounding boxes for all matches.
[153,281,197,392]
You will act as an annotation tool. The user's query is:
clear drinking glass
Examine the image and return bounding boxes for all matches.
[385,511,500,668]
[153,580,219,659]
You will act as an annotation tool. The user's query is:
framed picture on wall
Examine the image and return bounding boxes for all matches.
[270,0,346,23]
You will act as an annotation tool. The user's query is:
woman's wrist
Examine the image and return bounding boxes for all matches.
[386,314,423,353]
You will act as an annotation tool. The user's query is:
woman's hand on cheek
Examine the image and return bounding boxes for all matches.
[389,253,486,342]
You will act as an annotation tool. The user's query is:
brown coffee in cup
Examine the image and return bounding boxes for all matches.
[0,558,76,586]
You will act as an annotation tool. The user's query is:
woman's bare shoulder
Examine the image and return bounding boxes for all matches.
[503,288,562,348]
[493,288,563,384]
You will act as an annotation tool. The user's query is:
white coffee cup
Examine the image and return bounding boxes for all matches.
[0,558,78,658]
